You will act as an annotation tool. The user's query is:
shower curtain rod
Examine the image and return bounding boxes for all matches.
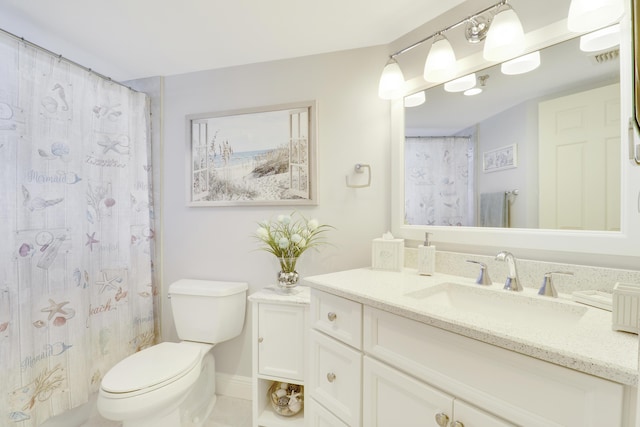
[0,27,138,92]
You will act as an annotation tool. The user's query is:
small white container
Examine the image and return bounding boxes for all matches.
[612,282,640,334]
[371,237,404,271]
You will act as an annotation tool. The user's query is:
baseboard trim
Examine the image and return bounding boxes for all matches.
[216,373,252,400]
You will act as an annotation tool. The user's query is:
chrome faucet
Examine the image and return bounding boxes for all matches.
[538,271,574,297]
[495,251,523,291]
[466,260,492,285]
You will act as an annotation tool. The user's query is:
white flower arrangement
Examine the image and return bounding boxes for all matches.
[255,212,332,272]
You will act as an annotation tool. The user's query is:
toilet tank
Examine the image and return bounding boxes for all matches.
[169,279,248,344]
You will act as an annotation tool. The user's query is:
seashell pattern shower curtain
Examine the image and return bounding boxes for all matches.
[0,31,157,426]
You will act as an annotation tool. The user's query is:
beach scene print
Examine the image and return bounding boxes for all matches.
[190,105,312,205]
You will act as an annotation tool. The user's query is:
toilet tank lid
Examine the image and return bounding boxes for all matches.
[169,279,248,297]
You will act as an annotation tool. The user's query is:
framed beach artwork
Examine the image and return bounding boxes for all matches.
[482,144,518,173]
[186,101,317,206]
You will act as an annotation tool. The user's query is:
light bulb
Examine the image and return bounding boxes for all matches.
[444,73,477,93]
[424,34,457,83]
[483,4,525,62]
[568,0,623,33]
[579,24,621,51]
[501,51,541,75]
[404,91,426,108]
[378,58,405,100]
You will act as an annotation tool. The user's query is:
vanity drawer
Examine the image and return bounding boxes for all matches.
[309,329,362,427]
[310,289,362,349]
[363,306,624,427]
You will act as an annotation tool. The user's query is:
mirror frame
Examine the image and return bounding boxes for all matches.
[391,8,640,262]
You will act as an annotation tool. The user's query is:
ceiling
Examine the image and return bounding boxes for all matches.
[0,0,465,82]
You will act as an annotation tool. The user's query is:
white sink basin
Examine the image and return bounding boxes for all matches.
[406,282,588,328]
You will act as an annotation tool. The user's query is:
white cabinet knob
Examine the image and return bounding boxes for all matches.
[452,421,465,427]
[326,372,336,382]
[258,337,263,343]
[327,312,337,321]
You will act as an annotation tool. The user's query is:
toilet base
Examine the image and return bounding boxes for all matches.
[123,409,180,427]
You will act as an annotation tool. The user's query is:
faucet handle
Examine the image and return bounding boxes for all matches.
[466,260,492,285]
[538,271,574,297]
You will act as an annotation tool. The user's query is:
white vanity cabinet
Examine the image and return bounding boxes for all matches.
[308,288,629,427]
[249,287,309,427]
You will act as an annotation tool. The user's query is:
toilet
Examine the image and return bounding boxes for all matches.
[97,279,248,427]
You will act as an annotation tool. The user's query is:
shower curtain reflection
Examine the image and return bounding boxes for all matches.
[0,31,156,426]
[404,136,475,226]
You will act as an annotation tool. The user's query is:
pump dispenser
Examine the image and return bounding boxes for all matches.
[417,232,436,276]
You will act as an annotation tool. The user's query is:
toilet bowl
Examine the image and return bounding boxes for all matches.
[97,279,248,427]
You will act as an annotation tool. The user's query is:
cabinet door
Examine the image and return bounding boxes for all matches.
[309,329,362,426]
[453,400,515,427]
[306,397,350,427]
[363,356,453,427]
[258,303,305,381]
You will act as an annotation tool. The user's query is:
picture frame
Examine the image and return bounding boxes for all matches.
[482,144,518,173]
[186,101,317,206]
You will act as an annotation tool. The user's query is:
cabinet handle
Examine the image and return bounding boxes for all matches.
[326,372,336,383]
[327,312,337,322]
[258,337,263,343]
[434,413,449,427]
[452,421,465,427]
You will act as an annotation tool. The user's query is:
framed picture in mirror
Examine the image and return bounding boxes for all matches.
[482,144,518,173]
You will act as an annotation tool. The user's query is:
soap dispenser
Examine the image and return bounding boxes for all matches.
[417,232,436,276]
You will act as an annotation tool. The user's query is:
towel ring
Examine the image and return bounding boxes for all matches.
[346,163,371,188]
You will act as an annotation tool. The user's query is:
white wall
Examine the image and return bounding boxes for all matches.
[161,46,391,377]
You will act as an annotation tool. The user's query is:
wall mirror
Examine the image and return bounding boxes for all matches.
[390,0,640,261]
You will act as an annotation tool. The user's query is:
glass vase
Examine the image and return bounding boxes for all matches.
[276,257,299,293]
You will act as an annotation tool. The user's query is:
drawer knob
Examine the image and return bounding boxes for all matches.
[452,421,465,427]
[258,337,263,343]
[327,312,337,322]
[435,413,449,427]
[326,372,336,383]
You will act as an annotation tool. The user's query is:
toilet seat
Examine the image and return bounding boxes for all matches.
[101,342,201,397]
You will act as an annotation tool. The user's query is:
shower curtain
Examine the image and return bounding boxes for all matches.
[0,32,157,426]
[405,136,474,226]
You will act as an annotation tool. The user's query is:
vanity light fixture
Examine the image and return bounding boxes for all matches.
[567,0,624,33]
[579,23,621,52]
[483,3,525,62]
[444,73,477,92]
[377,0,525,100]
[501,51,541,75]
[378,57,406,100]
[404,90,426,107]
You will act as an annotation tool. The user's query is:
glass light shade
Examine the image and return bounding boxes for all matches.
[378,58,405,100]
[404,91,426,108]
[464,87,483,96]
[444,73,477,92]
[483,5,525,62]
[501,51,541,75]
[424,35,457,83]
[579,24,621,51]
[567,0,623,33]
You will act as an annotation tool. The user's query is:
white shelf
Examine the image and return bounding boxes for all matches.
[257,406,304,427]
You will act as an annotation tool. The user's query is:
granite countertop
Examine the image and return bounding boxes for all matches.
[303,268,639,386]
[248,285,310,305]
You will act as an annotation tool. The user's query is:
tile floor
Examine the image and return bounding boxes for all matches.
[84,395,252,427]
